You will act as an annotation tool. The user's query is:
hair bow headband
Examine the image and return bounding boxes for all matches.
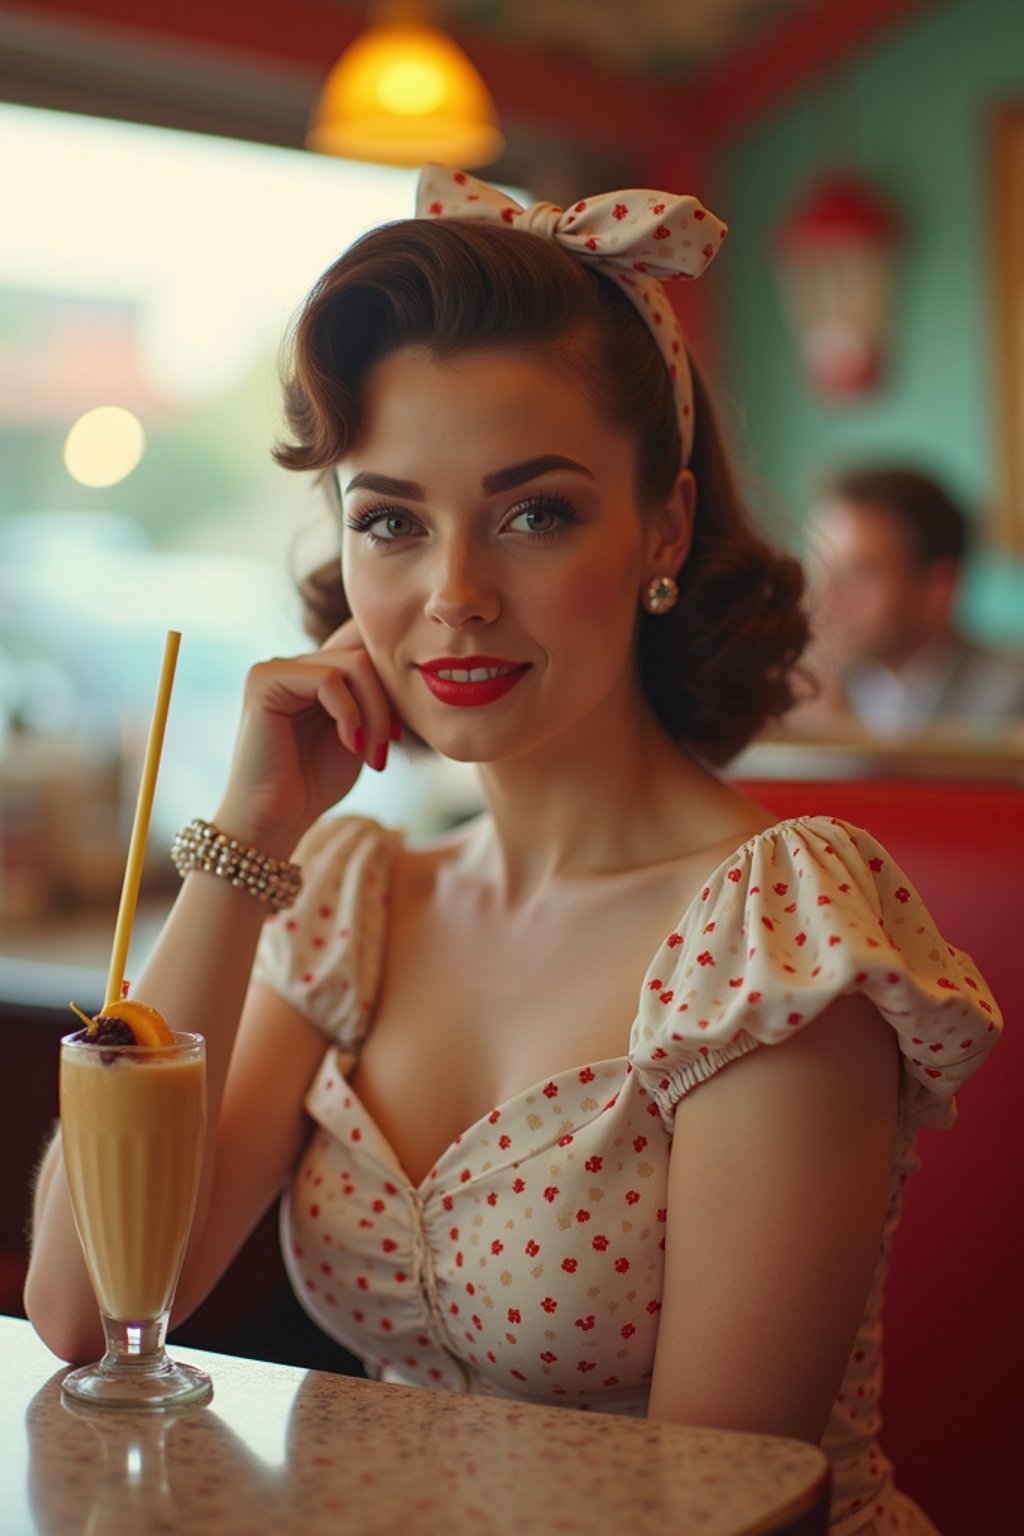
[416,163,728,467]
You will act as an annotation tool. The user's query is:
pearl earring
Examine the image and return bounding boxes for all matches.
[643,575,679,615]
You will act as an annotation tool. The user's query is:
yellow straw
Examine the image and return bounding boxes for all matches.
[104,630,181,1011]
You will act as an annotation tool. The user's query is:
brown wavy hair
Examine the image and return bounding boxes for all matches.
[275,218,808,766]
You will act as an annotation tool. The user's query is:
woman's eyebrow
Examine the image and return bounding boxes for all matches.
[343,470,425,498]
[481,456,595,494]
[343,455,594,500]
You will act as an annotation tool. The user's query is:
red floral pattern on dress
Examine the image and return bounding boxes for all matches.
[255,812,1000,1531]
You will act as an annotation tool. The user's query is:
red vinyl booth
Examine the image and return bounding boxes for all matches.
[733,776,1022,1536]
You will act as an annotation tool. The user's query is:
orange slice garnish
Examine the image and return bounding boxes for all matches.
[97,999,175,1047]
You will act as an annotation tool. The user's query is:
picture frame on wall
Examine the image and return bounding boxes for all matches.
[994,106,1024,554]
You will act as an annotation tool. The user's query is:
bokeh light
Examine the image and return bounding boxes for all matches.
[63,406,146,488]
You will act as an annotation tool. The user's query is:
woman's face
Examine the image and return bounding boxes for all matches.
[337,344,683,764]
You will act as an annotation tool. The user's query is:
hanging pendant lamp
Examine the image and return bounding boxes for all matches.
[306,2,505,169]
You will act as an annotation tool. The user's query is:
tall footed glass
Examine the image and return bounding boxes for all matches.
[59,1030,212,1409]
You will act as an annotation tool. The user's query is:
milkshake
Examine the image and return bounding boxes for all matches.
[60,1034,206,1321]
[59,1021,212,1409]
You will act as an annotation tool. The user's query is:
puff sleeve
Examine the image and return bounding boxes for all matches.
[630,816,1001,1134]
[251,814,400,1049]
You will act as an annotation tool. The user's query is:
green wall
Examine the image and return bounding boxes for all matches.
[720,0,1024,642]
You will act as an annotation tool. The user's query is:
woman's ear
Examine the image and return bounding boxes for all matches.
[647,469,696,576]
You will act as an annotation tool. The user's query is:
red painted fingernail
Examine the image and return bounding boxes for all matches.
[354,727,364,754]
[373,743,388,772]
[390,716,402,743]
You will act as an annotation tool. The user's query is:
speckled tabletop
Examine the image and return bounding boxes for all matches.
[3,1315,830,1536]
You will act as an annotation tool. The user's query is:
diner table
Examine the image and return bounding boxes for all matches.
[2,1314,831,1535]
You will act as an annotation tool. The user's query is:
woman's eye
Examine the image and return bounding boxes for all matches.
[378,512,415,539]
[506,495,578,536]
[346,507,417,541]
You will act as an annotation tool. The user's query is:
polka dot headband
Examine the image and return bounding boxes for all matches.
[416,163,728,467]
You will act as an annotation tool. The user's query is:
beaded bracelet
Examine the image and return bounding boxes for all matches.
[170,818,303,914]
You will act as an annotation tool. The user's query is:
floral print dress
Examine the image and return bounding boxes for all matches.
[253,814,1000,1536]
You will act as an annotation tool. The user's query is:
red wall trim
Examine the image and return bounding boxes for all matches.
[684,0,946,141]
[2,0,359,71]
[1,0,687,158]
[4,0,948,155]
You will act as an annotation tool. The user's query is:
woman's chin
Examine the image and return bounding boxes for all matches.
[418,722,523,766]
[433,738,504,765]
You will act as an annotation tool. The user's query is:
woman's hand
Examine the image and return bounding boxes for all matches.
[214,618,398,854]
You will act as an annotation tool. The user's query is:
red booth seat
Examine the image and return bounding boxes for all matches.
[733,777,1022,1536]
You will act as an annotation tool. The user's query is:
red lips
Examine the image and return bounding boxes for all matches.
[417,655,530,708]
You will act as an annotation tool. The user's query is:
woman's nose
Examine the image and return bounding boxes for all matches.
[425,545,500,628]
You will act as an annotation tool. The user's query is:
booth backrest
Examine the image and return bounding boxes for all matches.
[733,778,1022,1536]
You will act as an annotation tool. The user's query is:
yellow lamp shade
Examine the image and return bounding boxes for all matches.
[307,22,505,169]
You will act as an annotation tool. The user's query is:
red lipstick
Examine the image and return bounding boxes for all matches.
[417,655,530,708]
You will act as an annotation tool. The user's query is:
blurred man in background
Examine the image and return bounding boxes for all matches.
[792,466,1024,737]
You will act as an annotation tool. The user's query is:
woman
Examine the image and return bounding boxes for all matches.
[27,167,998,1535]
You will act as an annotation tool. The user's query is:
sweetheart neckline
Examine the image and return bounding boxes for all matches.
[328,814,834,1188]
[331,1053,635,1194]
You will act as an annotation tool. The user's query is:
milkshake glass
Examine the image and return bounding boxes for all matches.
[59,1030,212,1409]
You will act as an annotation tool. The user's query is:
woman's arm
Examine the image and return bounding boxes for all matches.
[647,992,899,1444]
[24,619,395,1363]
[23,870,326,1363]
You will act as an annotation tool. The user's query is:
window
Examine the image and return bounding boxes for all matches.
[0,104,479,905]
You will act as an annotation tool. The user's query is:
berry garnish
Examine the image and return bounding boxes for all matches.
[89,1017,136,1046]
[96,1000,175,1047]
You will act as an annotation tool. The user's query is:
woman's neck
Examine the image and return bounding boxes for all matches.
[461,700,727,906]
